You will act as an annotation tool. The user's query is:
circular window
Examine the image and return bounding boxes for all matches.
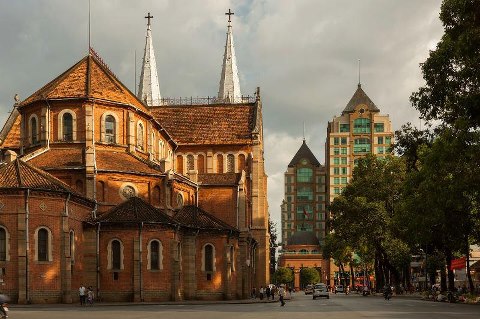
[121,185,136,199]
[301,159,308,165]
[359,108,365,114]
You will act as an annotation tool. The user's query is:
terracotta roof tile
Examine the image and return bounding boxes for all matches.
[95,150,161,175]
[1,113,21,149]
[173,205,238,232]
[20,53,147,112]
[198,173,241,185]
[27,148,84,169]
[96,196,176,224]
[151,104,255,145]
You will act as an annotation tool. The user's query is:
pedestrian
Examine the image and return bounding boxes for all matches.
[252,287,256,299]
[271,286,276,300]
[278,285,286,306]
[0,294,9,318]
[266,286,271,300]
[259,286,264,300]
[87,286,95,306]
[79,284,86,306]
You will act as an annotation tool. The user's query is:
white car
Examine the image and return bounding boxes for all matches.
[312,283,330,299]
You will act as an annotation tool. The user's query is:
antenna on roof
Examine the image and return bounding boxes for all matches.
[88,0,91,51]
[303,121,306,142]
[358,59,361,88]
[134,50,137,95]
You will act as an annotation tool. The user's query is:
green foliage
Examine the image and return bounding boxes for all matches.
[273,267,293,284]
[300,267,320,285]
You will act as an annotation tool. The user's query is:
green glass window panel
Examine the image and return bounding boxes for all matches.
[341,148,347,155]
[374,123,384,132]
[341,167,347,175]
[287,196,292,202]
[317,195,324,201]
[377,136,384,144]
[334,187,340,194]
[334,177,340,185]
[287,186,292,193]
[334,167,339,174]
[340,124,350,132]
[297,186,313,200]
[341,157,347,165]
[341,137,347,145]
[353,138,371,153]
[353,118,371,133]
[333,157,340,165]
[341,177,348,184]
[297,168,313,182]
[377,146,384,154]
[296,204,313,220]
[334,147,340,155]
[297,224,313,231]
[385,136,392,144]
[334,137,339,145]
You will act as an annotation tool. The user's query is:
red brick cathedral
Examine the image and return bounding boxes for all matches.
[0,13,269,303]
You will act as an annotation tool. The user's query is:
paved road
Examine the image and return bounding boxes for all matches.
[8,293,480,319]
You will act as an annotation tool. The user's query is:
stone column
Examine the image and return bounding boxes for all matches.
[182,234,196,299]
[61,214,72,303]
[17,206,27,304]
[171,240,181,301]
[84,104,95,199]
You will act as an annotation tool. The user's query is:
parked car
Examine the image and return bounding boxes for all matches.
[335,285,344,293]
[313,283,330,299]
[304,284,314,295]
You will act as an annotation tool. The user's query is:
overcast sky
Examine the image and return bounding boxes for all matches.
[0,0,444,238]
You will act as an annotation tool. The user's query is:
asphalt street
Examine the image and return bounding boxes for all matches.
[7,292,480,319]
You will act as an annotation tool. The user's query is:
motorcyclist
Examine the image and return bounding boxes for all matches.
[383,285,393,300]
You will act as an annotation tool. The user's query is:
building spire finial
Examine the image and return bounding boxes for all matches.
[218,9,242,103]
[138,12,162,107]
[303,121,306,142]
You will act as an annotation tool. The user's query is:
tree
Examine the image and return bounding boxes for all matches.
[410,0,480,130]
[300,268,320,286]
[273,267,293,285]
[269,219,278,278]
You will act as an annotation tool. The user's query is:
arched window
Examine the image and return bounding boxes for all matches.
[0,228,6,261]
[186,154,194,171]
[105,115,116,143]
[299,249,308,255]
[238,154,246,172]
[149,240,163,270]
[30,116,38,144]
[158,141,165,160]
[216,154,223,173]
[197,154,205,173]
[38,228,49,261]
[226,154,235,173]
[62,112,73,141]
[137,122,144,150]
[203,244,215,273]
[353,118,371,133]
[111,240,121,270]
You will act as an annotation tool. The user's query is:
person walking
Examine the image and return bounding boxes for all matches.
[259,286,264,300]
[0,294,9,318]
[278,285,286,306]
[79,284,86,306]
[266,286,271,300]
[87,286,95,306]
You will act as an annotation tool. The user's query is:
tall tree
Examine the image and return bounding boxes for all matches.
[269,219,278,278]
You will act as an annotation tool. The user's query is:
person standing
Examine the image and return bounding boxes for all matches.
[87,286,95,306]
[0,294,9,318]
[79,284,86,306]
[259,286,264,300]
[278,285,286,306]
[266,286,271,300]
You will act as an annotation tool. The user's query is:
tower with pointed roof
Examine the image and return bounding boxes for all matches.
[281,139,326,247]
[325,83,394,205]
[138,12,162,107]
[218,9,242,103]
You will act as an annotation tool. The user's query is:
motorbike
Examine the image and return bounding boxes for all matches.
[383,291,392,300]
[1,302,8,319]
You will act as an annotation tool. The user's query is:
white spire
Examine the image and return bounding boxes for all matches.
[218,9,242,103]
[138,12,162,107]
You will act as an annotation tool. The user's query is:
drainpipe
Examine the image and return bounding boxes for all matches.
[24,188,30,303]
[139,222,144,301]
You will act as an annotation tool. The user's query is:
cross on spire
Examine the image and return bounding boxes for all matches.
[145,12,153,26]
[225,9,234,23]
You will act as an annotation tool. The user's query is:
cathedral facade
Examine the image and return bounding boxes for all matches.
[0,13,269,303]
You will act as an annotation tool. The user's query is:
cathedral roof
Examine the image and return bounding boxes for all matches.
[342,84,380,114]
[288,140,321,167]
[0,108,21,149]
[96,196,176,224]
[198,173,242,185]
[0,159,93,205]
[18,48,147,112]
[151,104,256,145]
[95,149,162,175]
[287,231,320,246]
[28,148,84,169]
[173,205,238,233]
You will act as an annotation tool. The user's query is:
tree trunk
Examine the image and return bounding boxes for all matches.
[445,249,455,291]
[440,264,447,292]
[466,239,474,293]
[349,263,355,289]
